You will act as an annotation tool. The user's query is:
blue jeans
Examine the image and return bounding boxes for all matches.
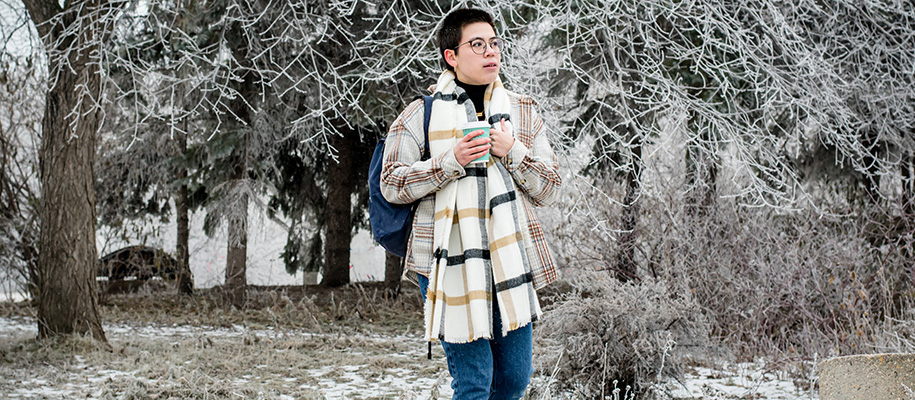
[418,274,533,400]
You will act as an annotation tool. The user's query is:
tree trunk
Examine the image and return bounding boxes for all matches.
[684,118,718,218]
[36,81,104,338]
[902,154,915,285]
[384,252,402,295]
[176,130,193,295]
[322,130,354,287]
[220,21,255,307]
[685,153,718,217]
[23,0,107,341]
[615,130,642,282]
[860,130,882,204]
[225,149,248,308]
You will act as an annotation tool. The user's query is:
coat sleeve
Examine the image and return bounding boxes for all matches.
[380,99,465,204]
[501,97,562,207]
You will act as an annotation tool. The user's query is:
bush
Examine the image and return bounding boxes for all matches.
[546,172,915,369]
[534,271,710,398]
[658,203,915,363]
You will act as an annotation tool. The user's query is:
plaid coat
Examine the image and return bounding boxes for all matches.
[380,90,561,290]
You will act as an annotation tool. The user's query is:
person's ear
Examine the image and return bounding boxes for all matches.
[444,49,458,68]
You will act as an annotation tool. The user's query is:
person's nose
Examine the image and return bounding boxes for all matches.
[483,42,496,56]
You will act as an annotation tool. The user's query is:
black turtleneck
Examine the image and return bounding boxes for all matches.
[456,79,488,121]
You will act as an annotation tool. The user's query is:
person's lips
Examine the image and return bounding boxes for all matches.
[483,62,499,69]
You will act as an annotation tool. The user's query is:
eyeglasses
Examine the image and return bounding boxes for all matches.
[454,38,506,55]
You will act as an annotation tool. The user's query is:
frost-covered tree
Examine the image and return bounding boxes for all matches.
[100,0,322,305]
[783,0,915,282]
[0,57,42,300]
[521,0,915,281]
[304,0,446,287]
[99,0,452,297]
[789,0,915,202]
[520,1,915,391]
[93,0,228,297]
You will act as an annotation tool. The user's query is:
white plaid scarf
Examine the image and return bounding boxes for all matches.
[424,70,541,343]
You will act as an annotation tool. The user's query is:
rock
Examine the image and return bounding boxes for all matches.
[819,353,915,400]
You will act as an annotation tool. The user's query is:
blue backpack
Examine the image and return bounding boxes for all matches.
[369,96,432,257]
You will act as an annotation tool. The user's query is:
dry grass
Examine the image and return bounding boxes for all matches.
[93,281,426,335]
[0,327,441,399]
[1,280,617,399]
[0,275,826,399]
[0,282,453,400]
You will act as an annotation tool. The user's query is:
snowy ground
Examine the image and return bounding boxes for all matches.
[659,361,815,400]
[0,200,817,399]
[0,315,453,399]
[0,314,816,399]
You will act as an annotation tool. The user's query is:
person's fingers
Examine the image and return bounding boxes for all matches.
[462,129,485,142]
[470,141,490,152]
[470,140,490,151]
[465,136,489,148]
[467,133,490,149]
[501,118,506,133]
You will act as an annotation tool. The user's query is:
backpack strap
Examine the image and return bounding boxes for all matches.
[394,95,434,302]
[421,95,432,161]
[412,95,440,360]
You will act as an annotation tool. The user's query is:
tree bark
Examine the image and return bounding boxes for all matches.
[218,17,257,308]
[225,149,248,308]
[322,130,354,287]
[384,252,402,296]
[860,130,882,204]
[175,130,193,295]
[36,54,106,340]
[685,151,718,218]
[684,118,718,218]
[615,129,642,282]
[902,154,915,285]
[22,0,107,341]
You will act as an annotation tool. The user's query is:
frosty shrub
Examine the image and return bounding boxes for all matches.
[652,198,915,362]
[550,145,915,360]
[874,309,915,354]
[534,270,710,398]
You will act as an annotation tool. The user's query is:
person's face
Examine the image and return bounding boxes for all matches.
[444,22,501,86]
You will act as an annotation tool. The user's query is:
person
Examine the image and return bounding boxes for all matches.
[380,8,561,400]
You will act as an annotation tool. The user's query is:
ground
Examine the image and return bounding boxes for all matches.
[0,281,815,399]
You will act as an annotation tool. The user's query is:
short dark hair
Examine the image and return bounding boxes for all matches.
[437,8,496,71]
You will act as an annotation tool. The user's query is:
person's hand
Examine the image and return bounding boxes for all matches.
[454,129,491,166]
[489,119,514,158]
